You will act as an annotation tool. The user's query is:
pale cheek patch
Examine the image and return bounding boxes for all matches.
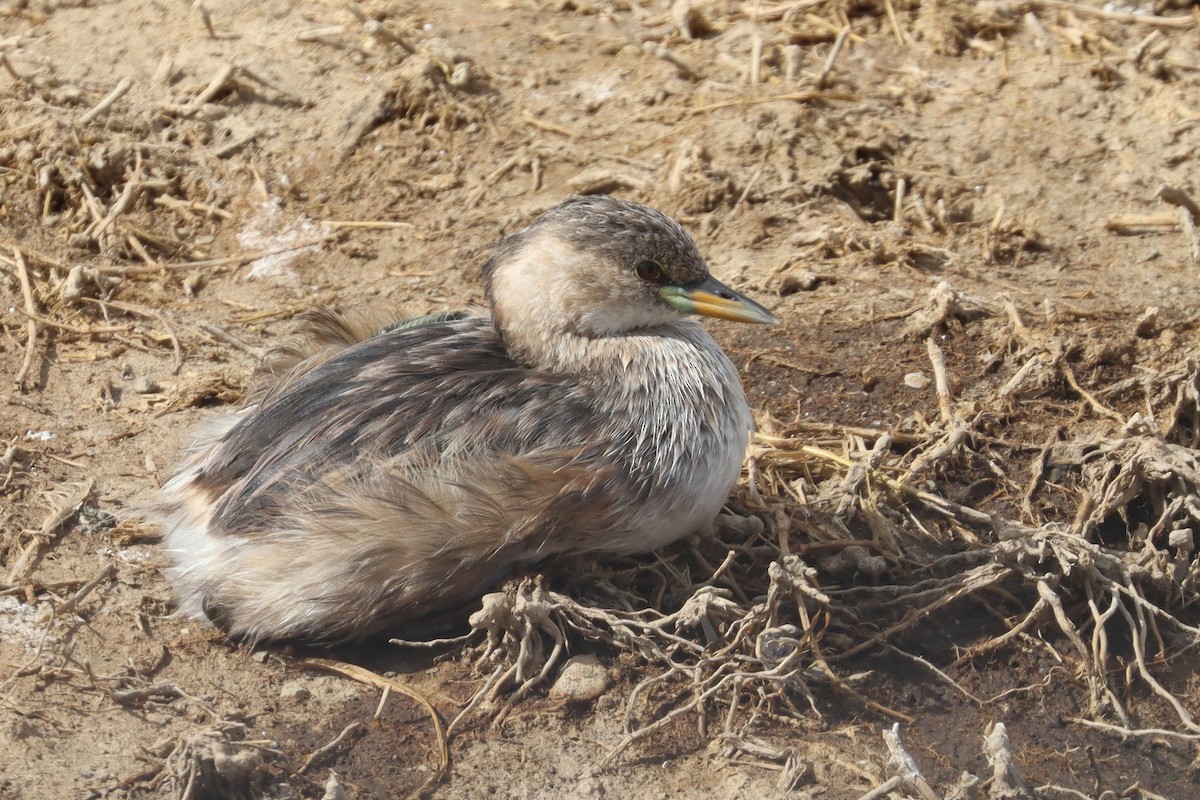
[490,234,587,315]
[491,232,677,339]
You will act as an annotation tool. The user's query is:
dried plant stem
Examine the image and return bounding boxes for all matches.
[446,664,505,738]
[187,64,235,113]
[152,195,233,220]
[295,722,364,775]
[1,51,22,80]
[346,2,417,54]
[957,596,1050,663]
[748,34,763,85]
[295,25,346,43]
[1038,578,1129,723]
[597,670,750,769]
[1114,584,1200,732]
[646,42,701,79]
[1060,362,1125,423]
[780,442,993,529]
[55,563,118,616]
[193,0,218,39]
[319,219,416,229]
[893,177,907,224]
[687,90,848,115]
[78,77,134,125]
[855,775,903,800]
[1068,717,1200,742]
[883,724,940,800]
[0,240,57,269]
[80,297,184,374]
[926,336,955,425]
[90,239,327,275]
[6,479,94,584]
[882,0,908,46]
[885,646,982,706]
[1178,206,1200,263]
[110,683,184,705]
[13,248,38,392]
[90,179,168,239]
[1030,0,1198,29]
[1106,211,1180,232]
[16,309,133,336]
[521,111,577,138]
[194,321,266,360]
[301,658,447,798]
[816,26,850,89]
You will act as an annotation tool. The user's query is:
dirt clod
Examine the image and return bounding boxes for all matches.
[549,655,611,703]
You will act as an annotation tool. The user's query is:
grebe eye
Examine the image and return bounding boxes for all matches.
[636,260,663,282]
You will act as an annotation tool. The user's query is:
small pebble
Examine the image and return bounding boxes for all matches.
[322,772,348,800]
[133,377,162,394]
[778,269,819,295]
[570,776,605,799]
[1134,306,1160,338]
[903,371,931,389]
[279,680,311,702]
[550,655,610,703]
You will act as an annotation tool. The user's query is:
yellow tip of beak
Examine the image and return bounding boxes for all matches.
[660,277,780,325]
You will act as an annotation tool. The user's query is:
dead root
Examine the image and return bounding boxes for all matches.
[901,279,995,340]
[435,305,1200,766]
[440,417,1200,767]
[854,721,1022,800]
[448,555,831,771]
[758,344,1200,738]
[856,715,1177,800]
[159,721,280,800]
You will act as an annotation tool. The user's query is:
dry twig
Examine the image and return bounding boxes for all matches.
[80,297,184,374]
[301,658,447,798]
[6,479,94,584]
[295,722,365,776]
[78,77,134,125]
[12,248,39,391]
[55,563,118,616]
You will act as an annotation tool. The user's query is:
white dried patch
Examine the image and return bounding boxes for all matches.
[571,75,617,110]
[237,198,320,280]
[0,597,55,651]
[111,544,157,565]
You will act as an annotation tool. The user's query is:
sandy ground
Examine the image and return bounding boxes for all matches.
[3,1,1200,798]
